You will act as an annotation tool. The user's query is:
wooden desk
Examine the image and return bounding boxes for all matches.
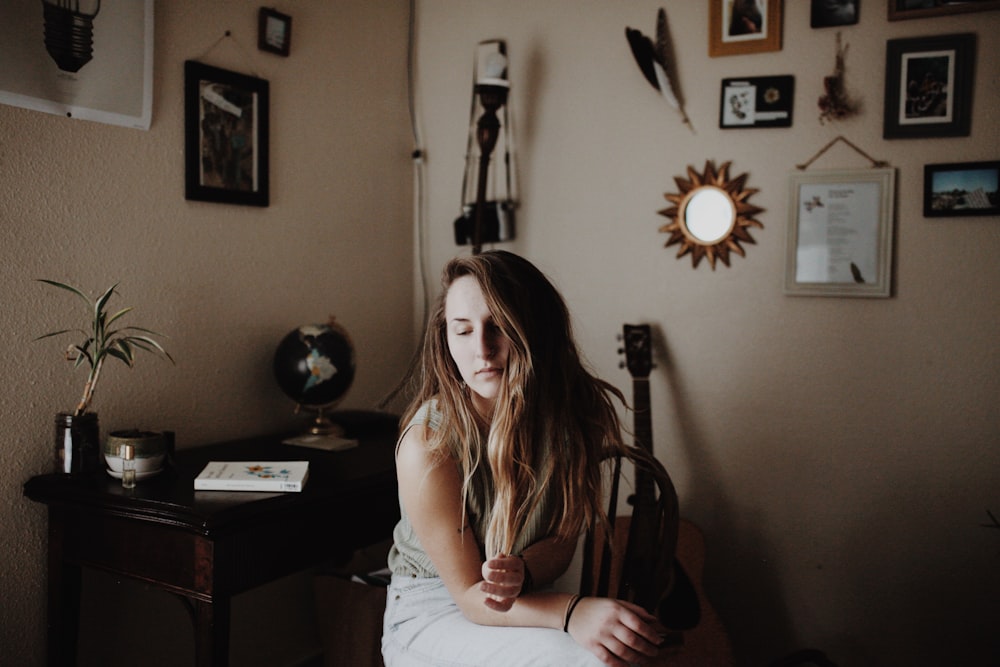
[23,410,401,667]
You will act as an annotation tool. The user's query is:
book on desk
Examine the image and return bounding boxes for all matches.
[194,460,310,492]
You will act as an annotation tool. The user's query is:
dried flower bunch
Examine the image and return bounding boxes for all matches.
[818,32,859,124]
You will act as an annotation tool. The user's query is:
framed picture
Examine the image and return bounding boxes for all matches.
[0,0,154,130]
[883,33,974,139]
[709,0,783,57]
[258,7,292,56]
[811,0,860,27]
[785,168,896,298]
[184,61,270,207]
[924,160,1000,217]
[889,0,1000,21]
[720,75,794,128]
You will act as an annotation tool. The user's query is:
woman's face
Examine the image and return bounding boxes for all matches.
[445,275,510,417]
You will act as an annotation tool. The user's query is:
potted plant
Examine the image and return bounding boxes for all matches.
[36,280,173,474]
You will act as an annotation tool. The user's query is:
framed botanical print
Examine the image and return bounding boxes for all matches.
[719,75,794,128]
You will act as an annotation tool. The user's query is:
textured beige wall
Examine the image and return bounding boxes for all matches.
[413,1,999,665]
[4,1,999,665]
[0,1,413,664]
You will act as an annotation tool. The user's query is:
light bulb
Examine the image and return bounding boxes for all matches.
[41,0,102,73]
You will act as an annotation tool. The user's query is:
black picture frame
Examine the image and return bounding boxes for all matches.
[719,75,794,128]
[811,0,860,28]
[889,0,1000,21]
[258,7,292,56]
[883,33,974,139]
[184,61,270,207]
[923,160,1000,217]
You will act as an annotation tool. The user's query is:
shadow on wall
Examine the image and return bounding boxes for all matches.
[651,324,796,665]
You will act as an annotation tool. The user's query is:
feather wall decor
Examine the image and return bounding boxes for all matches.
[626,8,692,131]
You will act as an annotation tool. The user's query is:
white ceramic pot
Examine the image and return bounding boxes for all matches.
[104,430,172,480]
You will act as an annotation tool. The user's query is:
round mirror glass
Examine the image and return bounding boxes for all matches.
[682,186,735,244]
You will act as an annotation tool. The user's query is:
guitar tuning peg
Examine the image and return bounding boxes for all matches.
[617,347,624,355]
[616,333,623,342]
[618,361,625,369]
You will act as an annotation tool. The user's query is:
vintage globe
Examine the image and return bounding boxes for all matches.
[273,321,355,433]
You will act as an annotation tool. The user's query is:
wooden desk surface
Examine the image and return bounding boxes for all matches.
[26,409,400,531]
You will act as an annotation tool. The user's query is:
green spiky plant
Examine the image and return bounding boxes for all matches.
[36,280,174,417]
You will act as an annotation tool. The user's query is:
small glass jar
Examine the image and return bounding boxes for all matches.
[120,444,136,489]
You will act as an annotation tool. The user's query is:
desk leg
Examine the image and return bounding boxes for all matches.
[193,597,230,667]
[47,512,81,667]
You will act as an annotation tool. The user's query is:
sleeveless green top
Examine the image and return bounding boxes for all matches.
[387,400,557,578]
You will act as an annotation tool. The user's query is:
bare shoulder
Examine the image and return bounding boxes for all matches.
[396,422,435,470]
[395,423,455,491]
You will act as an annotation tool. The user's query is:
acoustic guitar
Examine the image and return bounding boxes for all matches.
[616,324,733,665]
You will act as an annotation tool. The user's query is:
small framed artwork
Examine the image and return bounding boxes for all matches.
[709,0,783,57]
[811,0,860,28]
[258,7,292,56]
[924,160,1000,217]
[785,168,896,298]
[889,0,1000,21]
[883,33,974,139]
[720,75,794,128]
[184,60,270,207]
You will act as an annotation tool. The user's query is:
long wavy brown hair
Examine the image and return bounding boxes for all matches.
[402,251,631,557]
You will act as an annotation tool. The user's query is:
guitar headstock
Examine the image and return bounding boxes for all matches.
[620,323,653,379]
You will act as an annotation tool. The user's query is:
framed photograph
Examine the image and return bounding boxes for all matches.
[812,0,860,27]
[184,60,270,207]
[709,0,783,57]
[720,75,794,128]
[889,0,1000,21]
[785,168,896,298]
[883,33,974,139]
[924,160,1000,217]
[258,7,292,56]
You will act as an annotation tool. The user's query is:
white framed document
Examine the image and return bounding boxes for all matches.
[785,168,896,298]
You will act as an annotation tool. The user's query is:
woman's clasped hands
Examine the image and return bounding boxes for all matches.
[567,597,666,667]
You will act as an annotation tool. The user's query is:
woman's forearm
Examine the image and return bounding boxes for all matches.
[456,585,574,629]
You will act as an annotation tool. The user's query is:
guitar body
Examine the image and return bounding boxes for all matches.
[584,517,733,665]
[661,519,734,665]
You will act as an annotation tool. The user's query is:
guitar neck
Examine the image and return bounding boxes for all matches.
[632,376,655,502]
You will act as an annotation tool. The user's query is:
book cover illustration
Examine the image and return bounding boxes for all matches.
[194,460,309,492]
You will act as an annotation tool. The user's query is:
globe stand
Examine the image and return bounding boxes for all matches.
[283,403,358,452]
[304,404,344,437]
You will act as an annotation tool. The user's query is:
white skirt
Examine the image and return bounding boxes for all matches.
[381,574,604,667]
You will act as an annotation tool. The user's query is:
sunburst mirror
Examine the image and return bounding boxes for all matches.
[658,160,764,269]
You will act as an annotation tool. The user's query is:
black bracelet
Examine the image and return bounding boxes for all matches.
[563,594,583,632]
[516,553,534,594]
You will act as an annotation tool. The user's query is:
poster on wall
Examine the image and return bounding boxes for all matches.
[0,0,153,130]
